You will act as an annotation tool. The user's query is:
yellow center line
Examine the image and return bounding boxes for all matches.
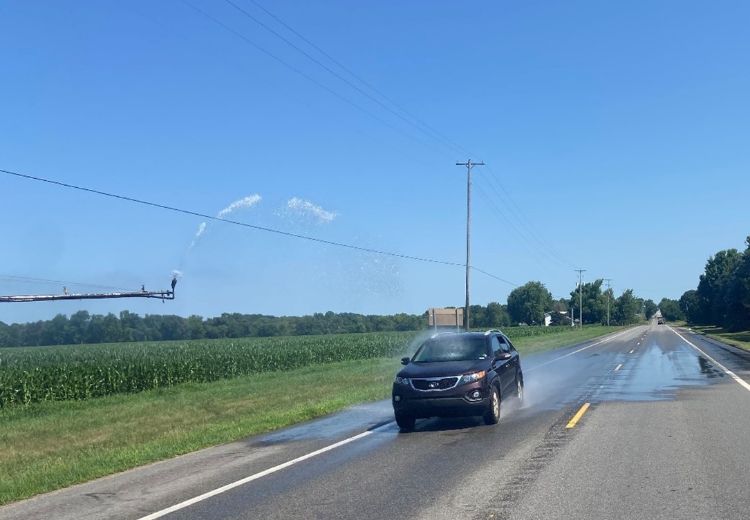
[566,402,591,429]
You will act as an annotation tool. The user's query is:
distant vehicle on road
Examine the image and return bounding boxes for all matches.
[392,330,523,432]
[657,318,665,325]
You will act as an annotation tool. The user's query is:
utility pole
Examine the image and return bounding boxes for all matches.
[575,269,586,328]
[456,159,485,331]
[604,278,613,327]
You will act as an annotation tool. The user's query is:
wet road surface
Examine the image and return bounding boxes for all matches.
[3,323,750,520]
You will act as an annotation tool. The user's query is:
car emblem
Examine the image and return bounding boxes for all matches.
[428,382,438,388]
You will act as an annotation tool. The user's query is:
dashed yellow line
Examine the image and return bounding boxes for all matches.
[566,403,591,429]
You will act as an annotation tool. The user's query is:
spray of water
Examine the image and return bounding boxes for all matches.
[282,197,338,224]
[187,195,262,251]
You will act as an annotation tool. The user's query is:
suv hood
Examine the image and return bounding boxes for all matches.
[399,360,487,378]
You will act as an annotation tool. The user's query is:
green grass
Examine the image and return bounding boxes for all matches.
[688,325,750,351]
[0,325,626,505]
[0,358,401,506]
[510,325,626,355]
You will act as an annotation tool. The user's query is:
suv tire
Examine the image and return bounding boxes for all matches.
[483,386,501,425]
[395,412,416,432]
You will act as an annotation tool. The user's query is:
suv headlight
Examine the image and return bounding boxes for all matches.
[459,370,486,385]
[394,376,410,385]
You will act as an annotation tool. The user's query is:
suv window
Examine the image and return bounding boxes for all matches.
[413,336,489,362]
[498,335,511,353]
[490,336,503,356]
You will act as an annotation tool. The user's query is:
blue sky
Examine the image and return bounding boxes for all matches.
[1,0,749,324]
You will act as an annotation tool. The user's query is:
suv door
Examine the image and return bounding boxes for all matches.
[491,335,513,393]
[501,334,520,386]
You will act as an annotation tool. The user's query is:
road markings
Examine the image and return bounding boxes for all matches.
[527,328,635,372]
[668,326,750,393]
[136,426,385,520]
[614,363,622,372]
[566,403,591,429]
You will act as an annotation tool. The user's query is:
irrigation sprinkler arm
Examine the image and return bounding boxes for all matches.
[0,277,177,303]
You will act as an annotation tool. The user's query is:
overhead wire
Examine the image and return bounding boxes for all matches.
[481,165,576,268]
[178,0,455,163]
[0,168,517,287]
[222,0,466,158]
[0,274,130,293]
[473,182,569,272]
[202,0,581,276]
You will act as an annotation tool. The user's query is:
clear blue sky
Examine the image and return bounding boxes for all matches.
[2,0,749,324]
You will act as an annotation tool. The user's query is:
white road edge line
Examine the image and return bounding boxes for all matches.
[526,327,635,372]
[614,363,623,372]
[136,426,386,520]
[668,326,750,393]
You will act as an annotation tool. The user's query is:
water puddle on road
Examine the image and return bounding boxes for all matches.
[254,400,395,445]
[598,341,725,402]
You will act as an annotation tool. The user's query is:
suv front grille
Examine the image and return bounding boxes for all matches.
[411,377,459,391]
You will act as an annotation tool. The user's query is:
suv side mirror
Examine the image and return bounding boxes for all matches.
[497,352,512,361]
[401,357,410,366]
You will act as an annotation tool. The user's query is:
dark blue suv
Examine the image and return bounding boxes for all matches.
[392,330,523,431]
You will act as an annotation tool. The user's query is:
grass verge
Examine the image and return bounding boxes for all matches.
[687,325,750,351]
[0,325,625,505]
[511,325,626,355]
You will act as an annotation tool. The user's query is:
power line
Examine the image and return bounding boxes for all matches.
[481,166,576,269]
[221,0,466,158]
[231,0,472,158]
[474,182,569,272]
[0,168,517,287]
[181,0,580,274]
[0,274,130,292]
[470,267,518,288]
[178,0,453,162]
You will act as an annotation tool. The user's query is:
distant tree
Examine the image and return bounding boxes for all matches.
[485,302,511,328]
[724,236,750,331]
[569,279,607,325]
[658,298,685,322]
[679,290,701,324]
[643,299,658,320]
[507,281,553,325]
[613,290,642,325]
[696,249,742,325]
[0,321,12,347]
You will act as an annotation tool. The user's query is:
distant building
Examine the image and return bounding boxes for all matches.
[427,307,464,331]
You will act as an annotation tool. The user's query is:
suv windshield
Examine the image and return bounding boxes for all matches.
[412,336,488,363]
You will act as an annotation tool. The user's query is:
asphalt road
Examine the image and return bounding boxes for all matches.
[3,323,750,520]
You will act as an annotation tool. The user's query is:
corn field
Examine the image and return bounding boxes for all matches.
[0,326,575,407]
[0,331,418,407]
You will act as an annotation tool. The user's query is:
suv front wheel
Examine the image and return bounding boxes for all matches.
[483,386,501,425]
[395,412,416,432]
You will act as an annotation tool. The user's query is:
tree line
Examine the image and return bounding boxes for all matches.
[0,304,526,348]
[1,275,659,348]
[673,235,750,331]
[506,279,650,326]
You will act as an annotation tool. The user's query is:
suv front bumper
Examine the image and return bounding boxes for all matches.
[392,381,490,418]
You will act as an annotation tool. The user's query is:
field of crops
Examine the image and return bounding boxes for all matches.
[0,331,419,407]
[0,326,577,408]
